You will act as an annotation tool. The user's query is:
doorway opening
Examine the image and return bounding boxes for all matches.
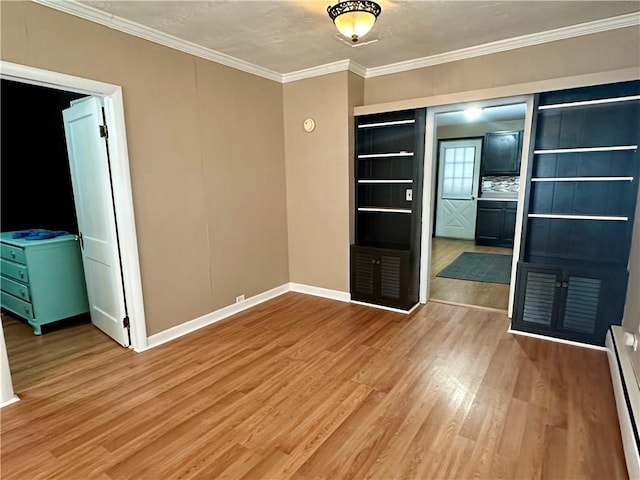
[0,61,147,404]
[420,96,534,314]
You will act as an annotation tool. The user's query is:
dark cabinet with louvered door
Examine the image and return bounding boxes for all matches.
[513,262,629,345]
[350,245,412,310]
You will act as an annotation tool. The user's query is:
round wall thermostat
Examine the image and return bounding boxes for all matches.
[303,118,316,133]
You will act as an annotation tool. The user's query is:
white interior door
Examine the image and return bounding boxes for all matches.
[435,139,482,239]
[63,97,129,346]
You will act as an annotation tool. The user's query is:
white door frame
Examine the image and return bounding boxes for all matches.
[0,61,148,404]
[419,94,535,318]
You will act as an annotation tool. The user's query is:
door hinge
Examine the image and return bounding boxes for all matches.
[123,316,130,329]
[78,232,84,249]
[99,124,109,139]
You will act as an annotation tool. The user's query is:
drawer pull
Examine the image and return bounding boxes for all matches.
[20,289,26,298]
[24,307,30,314]
[19,271,24,279]
[10,251,15,259]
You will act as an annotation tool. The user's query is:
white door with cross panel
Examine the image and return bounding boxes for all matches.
[435,139,482,239]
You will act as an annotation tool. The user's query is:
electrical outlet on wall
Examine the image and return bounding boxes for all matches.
[236,295,245,303]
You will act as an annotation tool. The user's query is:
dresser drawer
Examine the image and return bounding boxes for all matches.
[1,291,34,320]
[1,243,26,264]
[0,259,28,283]
[1,276,30,302]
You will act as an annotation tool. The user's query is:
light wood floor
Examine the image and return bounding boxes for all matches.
[1,294,627,479]
[430,237,513,311]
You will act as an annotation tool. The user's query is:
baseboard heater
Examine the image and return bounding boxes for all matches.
[607,326,640,480]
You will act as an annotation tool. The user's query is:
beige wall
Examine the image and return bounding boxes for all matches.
[283,72,354,292]
[437,119,525,140]
[365,27,640,105]
[1,2,289,335]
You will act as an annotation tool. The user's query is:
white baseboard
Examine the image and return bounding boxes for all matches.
[0,395,20,408]
[507,328,607,351]
[288,283,351,302]
[139,283,290,351]
[607,328,640,480]
[138,282,352,352]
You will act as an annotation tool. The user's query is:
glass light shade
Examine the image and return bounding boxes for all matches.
[327,1,381,43]
[334,11,377,41]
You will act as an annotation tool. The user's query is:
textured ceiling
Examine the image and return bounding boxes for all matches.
[82,1,639,74]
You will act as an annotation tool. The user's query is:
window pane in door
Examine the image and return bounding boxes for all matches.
[442,146,476,199]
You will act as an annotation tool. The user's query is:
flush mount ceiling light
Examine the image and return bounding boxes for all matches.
[463,107,483,120]
[327,1,382,43]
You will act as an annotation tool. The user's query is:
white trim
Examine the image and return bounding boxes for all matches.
[531,177,634,182]
[508,96,535,319]
[365,12,640,79]
[528,213,628,221]
[358,180,413,184]
[358,152,414,158]
[607,328,640,480]
[0,62,148,366]
[0,396,20,408]
[534,146,638,154]
[539,95,640,110]
[358,207,412,214]
[282,60,367,83]
[507,328,607,351]
[140,284,291,351]
[33,0,282,83]
[358,120,415,128]
[289,283,351,302]
[350,300,421,315]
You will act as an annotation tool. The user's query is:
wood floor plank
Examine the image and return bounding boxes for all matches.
[1,293,628,479]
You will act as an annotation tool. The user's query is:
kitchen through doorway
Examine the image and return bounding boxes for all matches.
[428,102,527,311]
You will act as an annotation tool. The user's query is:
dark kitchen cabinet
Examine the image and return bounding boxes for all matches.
[350,245,413,310]
[512,262,628,345]
[481,130,523,175]
[352,109,426,311]
[475,200,517,247]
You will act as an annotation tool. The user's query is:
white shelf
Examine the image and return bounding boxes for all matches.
[358,207,412,214]
[528,213,628,221]
[358,119,415,128]
[358,152,414,158]
[358,179,413,184]
[538,95,640,110]
[531,177,634,182]
[534,146,638,155]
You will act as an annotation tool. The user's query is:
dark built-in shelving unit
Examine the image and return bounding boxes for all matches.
[351,109,426,310]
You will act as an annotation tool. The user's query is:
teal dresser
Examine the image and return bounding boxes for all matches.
[1,232,89,335]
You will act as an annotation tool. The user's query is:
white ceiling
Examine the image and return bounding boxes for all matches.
[71,1,639,75]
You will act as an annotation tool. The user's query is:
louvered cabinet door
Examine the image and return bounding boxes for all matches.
[513,262,629,345]
[513,262,562,333]
[350,245,412,309]
[558,267,628,345]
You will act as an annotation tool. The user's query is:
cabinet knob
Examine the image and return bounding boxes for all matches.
[19,271,24,278]
[10,251,15,258]
[562,281,568,288]
[556,282,561,288]
[20,289,26,297]
[371,259,377,265]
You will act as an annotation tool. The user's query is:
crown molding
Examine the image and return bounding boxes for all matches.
[32,1,639,84]
[365,11,640,78]
[32,0,283,83]
[281,60,367,83]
